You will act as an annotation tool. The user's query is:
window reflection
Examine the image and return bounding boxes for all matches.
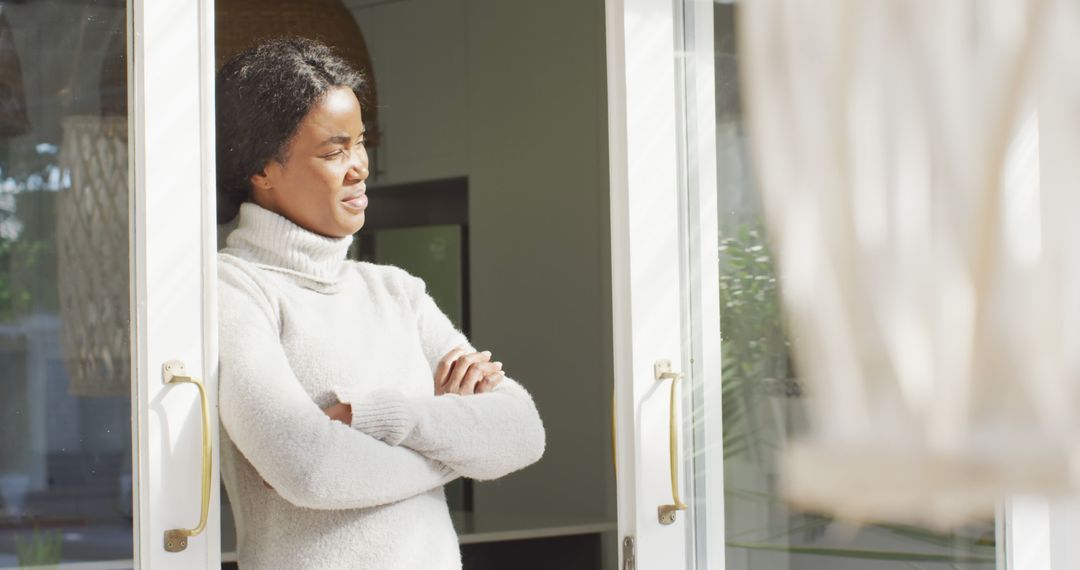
[0,1,132,566]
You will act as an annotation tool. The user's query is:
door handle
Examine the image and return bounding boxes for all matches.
[655,359,687,525]
[162,360,212,553]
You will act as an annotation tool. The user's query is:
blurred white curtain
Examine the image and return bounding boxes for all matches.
[739,0,1080,526]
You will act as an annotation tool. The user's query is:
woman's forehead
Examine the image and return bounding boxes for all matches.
[299,88,364,142]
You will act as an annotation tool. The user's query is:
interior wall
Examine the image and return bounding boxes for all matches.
[462,0,612,521]
[345,0,470,187]
[347,0,616,558]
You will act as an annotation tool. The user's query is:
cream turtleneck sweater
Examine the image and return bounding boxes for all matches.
[217,202,546,570]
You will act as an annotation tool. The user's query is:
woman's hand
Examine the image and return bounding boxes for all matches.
[435,346,506,396]
[322,402,352,425]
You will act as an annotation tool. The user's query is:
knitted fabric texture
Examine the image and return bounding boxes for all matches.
[218,202,546,569]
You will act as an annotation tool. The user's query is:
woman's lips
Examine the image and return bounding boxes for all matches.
[342,193,368,211]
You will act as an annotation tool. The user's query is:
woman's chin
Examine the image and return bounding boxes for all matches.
[340,211,366,236]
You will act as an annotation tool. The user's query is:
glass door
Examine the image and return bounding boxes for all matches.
[606,0,694,567]
[688,3,998,568]
[611,0,1009,568]
[130,0,221,567]
[0,6,134,565]
[0,0,219,567]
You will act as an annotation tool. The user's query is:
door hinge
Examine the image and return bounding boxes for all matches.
[622,536,636,570]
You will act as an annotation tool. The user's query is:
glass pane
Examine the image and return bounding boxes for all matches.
[0,1,132,567]
[363,225,466,337]
[684,2,998,569]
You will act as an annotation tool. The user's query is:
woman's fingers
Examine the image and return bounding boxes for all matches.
[460,366,486,395]
[447,350,491,394]
[435,346,471,394]
[477,371,505,393]
[460,361,502,394]
[435,347,506,396]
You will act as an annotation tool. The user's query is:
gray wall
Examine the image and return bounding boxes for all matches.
[463,0,613,520]
[344,0,470,186]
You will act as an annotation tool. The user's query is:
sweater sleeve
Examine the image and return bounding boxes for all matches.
[334,270,546,481]
[217,259,458,510]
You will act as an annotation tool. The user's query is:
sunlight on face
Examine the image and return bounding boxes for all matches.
[251,86,370,238]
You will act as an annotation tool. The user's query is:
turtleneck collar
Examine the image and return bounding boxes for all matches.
[223,202,355,290]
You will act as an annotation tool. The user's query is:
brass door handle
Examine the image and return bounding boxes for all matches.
[655,359,687,525]
[162,360,212,553]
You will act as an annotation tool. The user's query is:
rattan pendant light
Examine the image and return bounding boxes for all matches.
[57,114,129,397]
[217,0,381,146]
[97,0,380,143]
[0,11,30,137]
[58,12,129,397]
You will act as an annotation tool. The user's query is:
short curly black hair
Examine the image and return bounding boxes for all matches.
[216,37,366,224]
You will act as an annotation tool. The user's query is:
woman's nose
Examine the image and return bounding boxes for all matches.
[347,150,369,182]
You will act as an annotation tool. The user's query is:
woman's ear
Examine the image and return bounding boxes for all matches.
[249,168,272,192]
[248,167,276,210]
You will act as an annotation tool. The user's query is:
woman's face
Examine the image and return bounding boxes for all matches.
[250,86,369,238]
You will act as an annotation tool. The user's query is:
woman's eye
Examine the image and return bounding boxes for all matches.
[322,150,345,159]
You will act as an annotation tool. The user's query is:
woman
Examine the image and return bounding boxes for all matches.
[215,38,546,569]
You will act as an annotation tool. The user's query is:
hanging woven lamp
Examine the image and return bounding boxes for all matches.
[216,0,380,147]
[57,11,129,397]
[98,0,380,144]
[57,114,129,397]
[0,11,30,137]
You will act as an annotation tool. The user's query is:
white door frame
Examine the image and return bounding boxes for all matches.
[1005,496,1080,569]
[606,0,696,567]
[129,0,220,566]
